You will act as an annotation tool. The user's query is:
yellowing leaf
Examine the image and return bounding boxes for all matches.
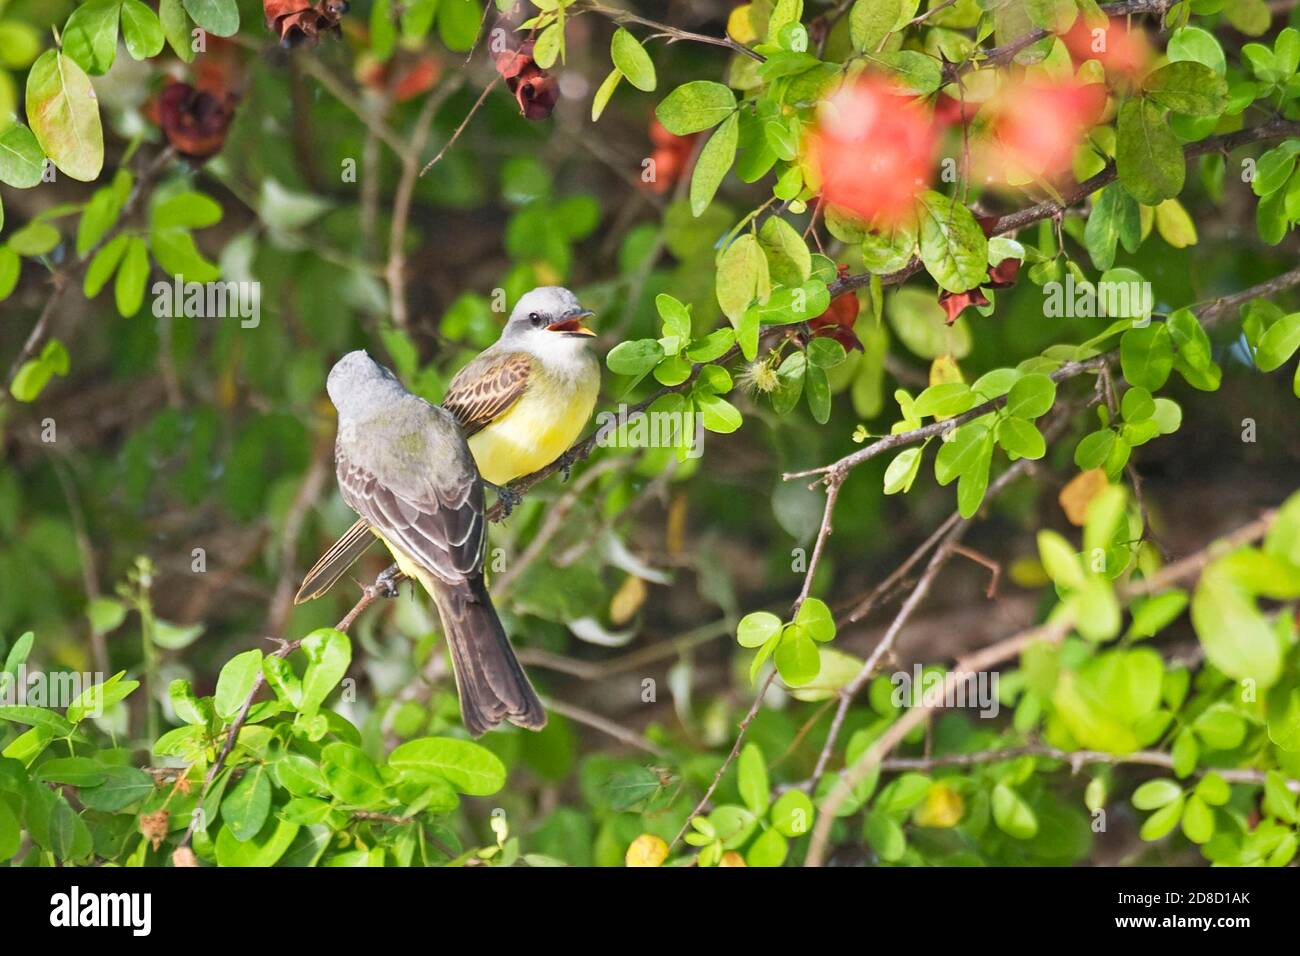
[609,575,647,625]
[913,783,965,828]
[625,833,669,867]
[1154,198,1198,248]
[1059,468,1110,526]
[25,50,104,182]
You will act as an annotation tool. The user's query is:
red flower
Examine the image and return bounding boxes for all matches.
[495,41,559,120]
[938,287,990,324]
[808,77,937,225]
[263,0,348,49]
[158,82,236,161]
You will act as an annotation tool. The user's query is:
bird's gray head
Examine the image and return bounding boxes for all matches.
[500,287,596,346]
[327,350,405,418]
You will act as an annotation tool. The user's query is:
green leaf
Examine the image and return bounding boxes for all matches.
[774,626,820,687]
[214,649,264,720]
[1255,313,1300,371]
[916,191,988,294]
[152,191,222,230]
[863,810,906,861]
[850,0,901,52]
[696,392,742,433]
[1084,183,1139,271]
[1143,61,1227,116]
[84,234,129,298]
[1191,565,1282,689]
[1120,324,1173,390]
[1116,98,1183,205]
[114,236,149,317]
[795,598,835,643]
[0,798,17,862]
[805,363,831,424]
[160,0,195,63]
[63,0,121,76]
[912,382,974,419]
[610,28,655,92]
[0,123,45,189]
[26,49,104,182]
[122,0,166,60]
[996,416,1046,459]
[716,234,769,323]
[737,742,769,816]
[883,447,922,495]
[36,756,107,787]
[1133,778,1183,809]
[321,742,386,805]
[0,706,76,735]
[991,783,1038,839]
[299,628,351,718]
[605,338,664,381]
[0,249,19,302]
[690,113,738,217]
[183,0,239,37]
[168,679,209,725]
[758,215,812,286]
[769,789,814,838]
[655,81,736,135]
[222,762,272,840]
[1180,793,1214,844]
[874,50,942,95]
[935,423,990,486]
[1004,372,1056,419]
[388,737,507,795]
[591,68,621,122]
[737,611,782,648]
[745,825,789,866]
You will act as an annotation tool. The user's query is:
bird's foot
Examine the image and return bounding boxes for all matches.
[486,481,522,516]
[375,563,404,599]
[559,448,578,483]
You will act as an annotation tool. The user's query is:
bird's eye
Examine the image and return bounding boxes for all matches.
[528,312,542,325]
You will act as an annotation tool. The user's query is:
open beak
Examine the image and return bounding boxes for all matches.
[545,308,596,337]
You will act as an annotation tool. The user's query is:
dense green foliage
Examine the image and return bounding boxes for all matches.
[2,0,1300,868]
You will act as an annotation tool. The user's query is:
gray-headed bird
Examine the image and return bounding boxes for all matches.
[324,350,546,735]
[296,287,599,603]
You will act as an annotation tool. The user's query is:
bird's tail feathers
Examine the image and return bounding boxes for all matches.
[432,576,546,736]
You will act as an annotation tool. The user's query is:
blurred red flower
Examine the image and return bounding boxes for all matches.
[1062,17,1153,82]
[976,80,1107,183]
[808,77,938,225]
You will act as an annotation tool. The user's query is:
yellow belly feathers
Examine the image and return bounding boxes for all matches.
[468,371,599,485]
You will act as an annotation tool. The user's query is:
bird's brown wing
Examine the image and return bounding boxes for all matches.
[335,446,485,586]
[442,353,532,436]
[294,518,376,604]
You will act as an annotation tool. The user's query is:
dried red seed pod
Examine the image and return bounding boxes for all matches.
[938,287,990,324]
[264,0,348,49]
[512,63,558,120]
[158,81,236,161]
[986,257,1021,290]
